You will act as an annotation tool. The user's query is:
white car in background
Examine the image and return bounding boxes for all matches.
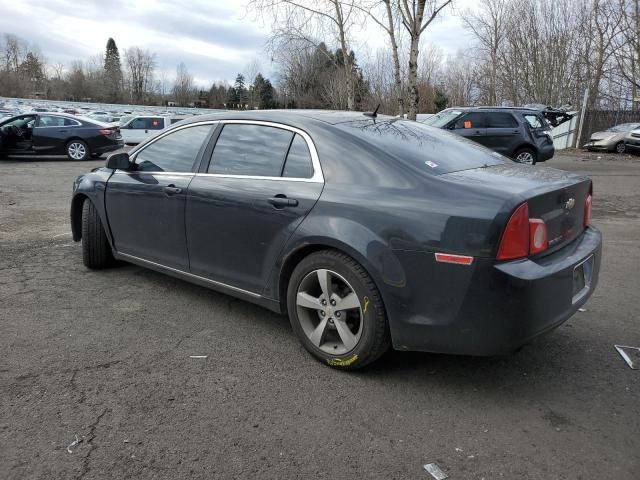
[119,115,189,145]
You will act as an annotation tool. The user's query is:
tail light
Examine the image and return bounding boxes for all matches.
[99,128,114,136]
[497,202,548,260]
[584,183,592,226]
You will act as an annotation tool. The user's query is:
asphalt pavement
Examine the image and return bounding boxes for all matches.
[1,150,639,479]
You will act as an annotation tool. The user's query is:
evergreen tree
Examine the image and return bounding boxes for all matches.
[433,88,448,112]
[104,38,123,103]
[234,73,247,108]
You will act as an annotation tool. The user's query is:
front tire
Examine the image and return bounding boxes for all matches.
[513,147,537,165]
[66,140,90,161]
[615,142,626,154]
[81,200,113,269]
[287,250,390,370]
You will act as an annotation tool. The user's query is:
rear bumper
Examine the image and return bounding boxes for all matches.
[538,144,555,162]
[387,227,602,355]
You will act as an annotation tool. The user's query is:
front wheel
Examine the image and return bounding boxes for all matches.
[513,147,537,165]
[66,140,90,161]
[615,142,626,154]
[81,200,113,269]
[287,250,390,370]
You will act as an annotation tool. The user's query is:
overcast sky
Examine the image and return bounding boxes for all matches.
[0,0,475,86]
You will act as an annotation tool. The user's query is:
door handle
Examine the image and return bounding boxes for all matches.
[268,195,298,208]
[163,185,182,196]
[58,129,68,133]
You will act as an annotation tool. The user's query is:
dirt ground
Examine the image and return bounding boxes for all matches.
[1,149,639,479]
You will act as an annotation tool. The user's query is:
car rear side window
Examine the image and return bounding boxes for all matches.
[453,112,486,129]
[486,112,518,128]
[283,134,313,178]
[208,124,294,177]
[523,115,543,129]
[134,125,212,173]
[64,118,80,126]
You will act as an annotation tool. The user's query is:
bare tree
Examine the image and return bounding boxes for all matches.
[460,0,512,105]
[124,47,156,104]
[172,62,194,106]
[396,0,452,120]
[249,0,362,110]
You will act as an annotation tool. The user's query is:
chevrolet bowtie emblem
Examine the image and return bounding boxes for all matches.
[564,198,576,210]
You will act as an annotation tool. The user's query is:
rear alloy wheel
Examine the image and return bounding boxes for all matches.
[67,140,90,161]
[81,200,113,269]
[615,142,626,154]
[287,250,390,370]
[514,148,537,165]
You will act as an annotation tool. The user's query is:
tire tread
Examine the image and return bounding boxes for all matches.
[81,200,112,269]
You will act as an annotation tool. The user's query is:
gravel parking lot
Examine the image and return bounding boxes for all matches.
[1,151,639,479]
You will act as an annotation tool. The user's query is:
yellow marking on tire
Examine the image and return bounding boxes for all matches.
[328,354,359,367]
[362,296,370,314]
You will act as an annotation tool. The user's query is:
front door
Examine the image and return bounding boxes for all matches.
[450,112,487,146]
[105,123,214,270]
[186,122,324,294]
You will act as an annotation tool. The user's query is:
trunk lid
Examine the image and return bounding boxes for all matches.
[443,164,591,254]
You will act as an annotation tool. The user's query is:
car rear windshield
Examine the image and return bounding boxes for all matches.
[420,109,463,128]
[336,119,505,175]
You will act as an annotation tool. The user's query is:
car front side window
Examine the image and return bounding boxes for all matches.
[134,125,213,173]
[208,124,294,177]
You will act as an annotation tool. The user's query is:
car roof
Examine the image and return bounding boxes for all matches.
[445,106,542,113]
[180,109,394,128]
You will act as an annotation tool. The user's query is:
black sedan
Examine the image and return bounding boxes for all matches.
[70,111,601,369]
[0,113,123,161]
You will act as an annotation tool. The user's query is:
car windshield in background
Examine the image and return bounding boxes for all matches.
[607,123,640,132]
[421,110,462,127]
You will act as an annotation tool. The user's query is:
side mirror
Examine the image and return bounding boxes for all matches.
[106,152,131,170]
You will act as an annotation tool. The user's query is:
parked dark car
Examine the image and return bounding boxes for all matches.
[0,113,123,160]
[70,111,601,369]
[422,106,572,165]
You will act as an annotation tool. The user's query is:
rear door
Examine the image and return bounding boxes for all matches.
[105,123,215,270]
[483,111,521,155]
[449,112,487,146]
[33,114,72,153]
[186,121,324,294]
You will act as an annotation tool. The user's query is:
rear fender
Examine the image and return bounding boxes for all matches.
[265,214,407,315]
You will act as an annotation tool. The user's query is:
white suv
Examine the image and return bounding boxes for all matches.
[120,115,189,145]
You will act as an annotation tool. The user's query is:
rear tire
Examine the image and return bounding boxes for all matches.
[513,147,537,165]
[66,140,90,161]
[81,200,113,269]
[286,250,390,370]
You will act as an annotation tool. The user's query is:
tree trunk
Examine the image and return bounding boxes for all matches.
[332,0,355,110]
[407,36,420,120]
[384,0,404,116]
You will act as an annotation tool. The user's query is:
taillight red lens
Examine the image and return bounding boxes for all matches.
[584,183,592,226]
[529,219,548,254]
[497,202,549,260]
[99,129,112,135]
[497,203,530,260]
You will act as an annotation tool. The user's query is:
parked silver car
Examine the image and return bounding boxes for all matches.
[584,123,640,153]
[624,127,640,153]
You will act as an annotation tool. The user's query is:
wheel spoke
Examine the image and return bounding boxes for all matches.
[308,317,329,347]
[336,292,360,311]
[316,269,332,299]
[334,318,357,351]
[297,292,323,310]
